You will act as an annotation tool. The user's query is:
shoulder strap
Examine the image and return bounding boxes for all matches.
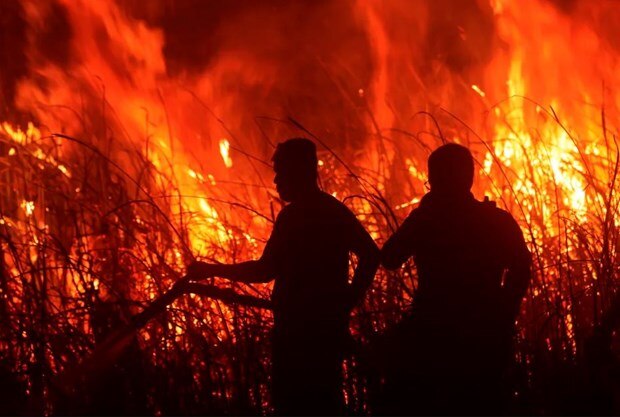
[482,195,497,208]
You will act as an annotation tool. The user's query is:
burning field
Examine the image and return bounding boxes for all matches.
[1,0,620,414]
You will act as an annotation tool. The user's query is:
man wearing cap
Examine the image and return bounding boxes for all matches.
[380,143,531,414]
[185,138,380,415]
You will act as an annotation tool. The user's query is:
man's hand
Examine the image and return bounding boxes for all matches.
[186,261,216,281]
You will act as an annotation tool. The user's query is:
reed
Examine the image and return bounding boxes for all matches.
[0,94,617,414]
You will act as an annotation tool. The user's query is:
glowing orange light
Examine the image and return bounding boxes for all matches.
[219,139,233,168]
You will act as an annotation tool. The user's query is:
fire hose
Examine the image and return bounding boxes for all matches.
[54,277,271,398]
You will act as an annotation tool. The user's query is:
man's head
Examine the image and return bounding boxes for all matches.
[272,138,318,202]
[428,143,474,195]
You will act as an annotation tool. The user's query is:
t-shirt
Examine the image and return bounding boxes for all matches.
[261,191,372,327]
[383,192,531,332]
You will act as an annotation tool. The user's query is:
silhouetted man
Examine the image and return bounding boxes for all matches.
[380,143,531,415]
[186,138,379,415]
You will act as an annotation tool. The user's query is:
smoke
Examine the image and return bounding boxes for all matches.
[1,1,496,142]
[2,0,619,159]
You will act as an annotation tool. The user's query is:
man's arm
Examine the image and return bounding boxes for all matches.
[348,217,381,307]
[381,210,418,270]
[502,260,531,321]
[502,215,532,320]
[185,210,288,284]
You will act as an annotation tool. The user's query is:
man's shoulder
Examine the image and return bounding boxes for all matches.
[318,190,349,208]
[273,203,296,227]
[295,190,345,210]
[276,192,353,220]
[313,192,359,223]
[474,198,521,229]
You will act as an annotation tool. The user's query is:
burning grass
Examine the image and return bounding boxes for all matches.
[0,94,619,415]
